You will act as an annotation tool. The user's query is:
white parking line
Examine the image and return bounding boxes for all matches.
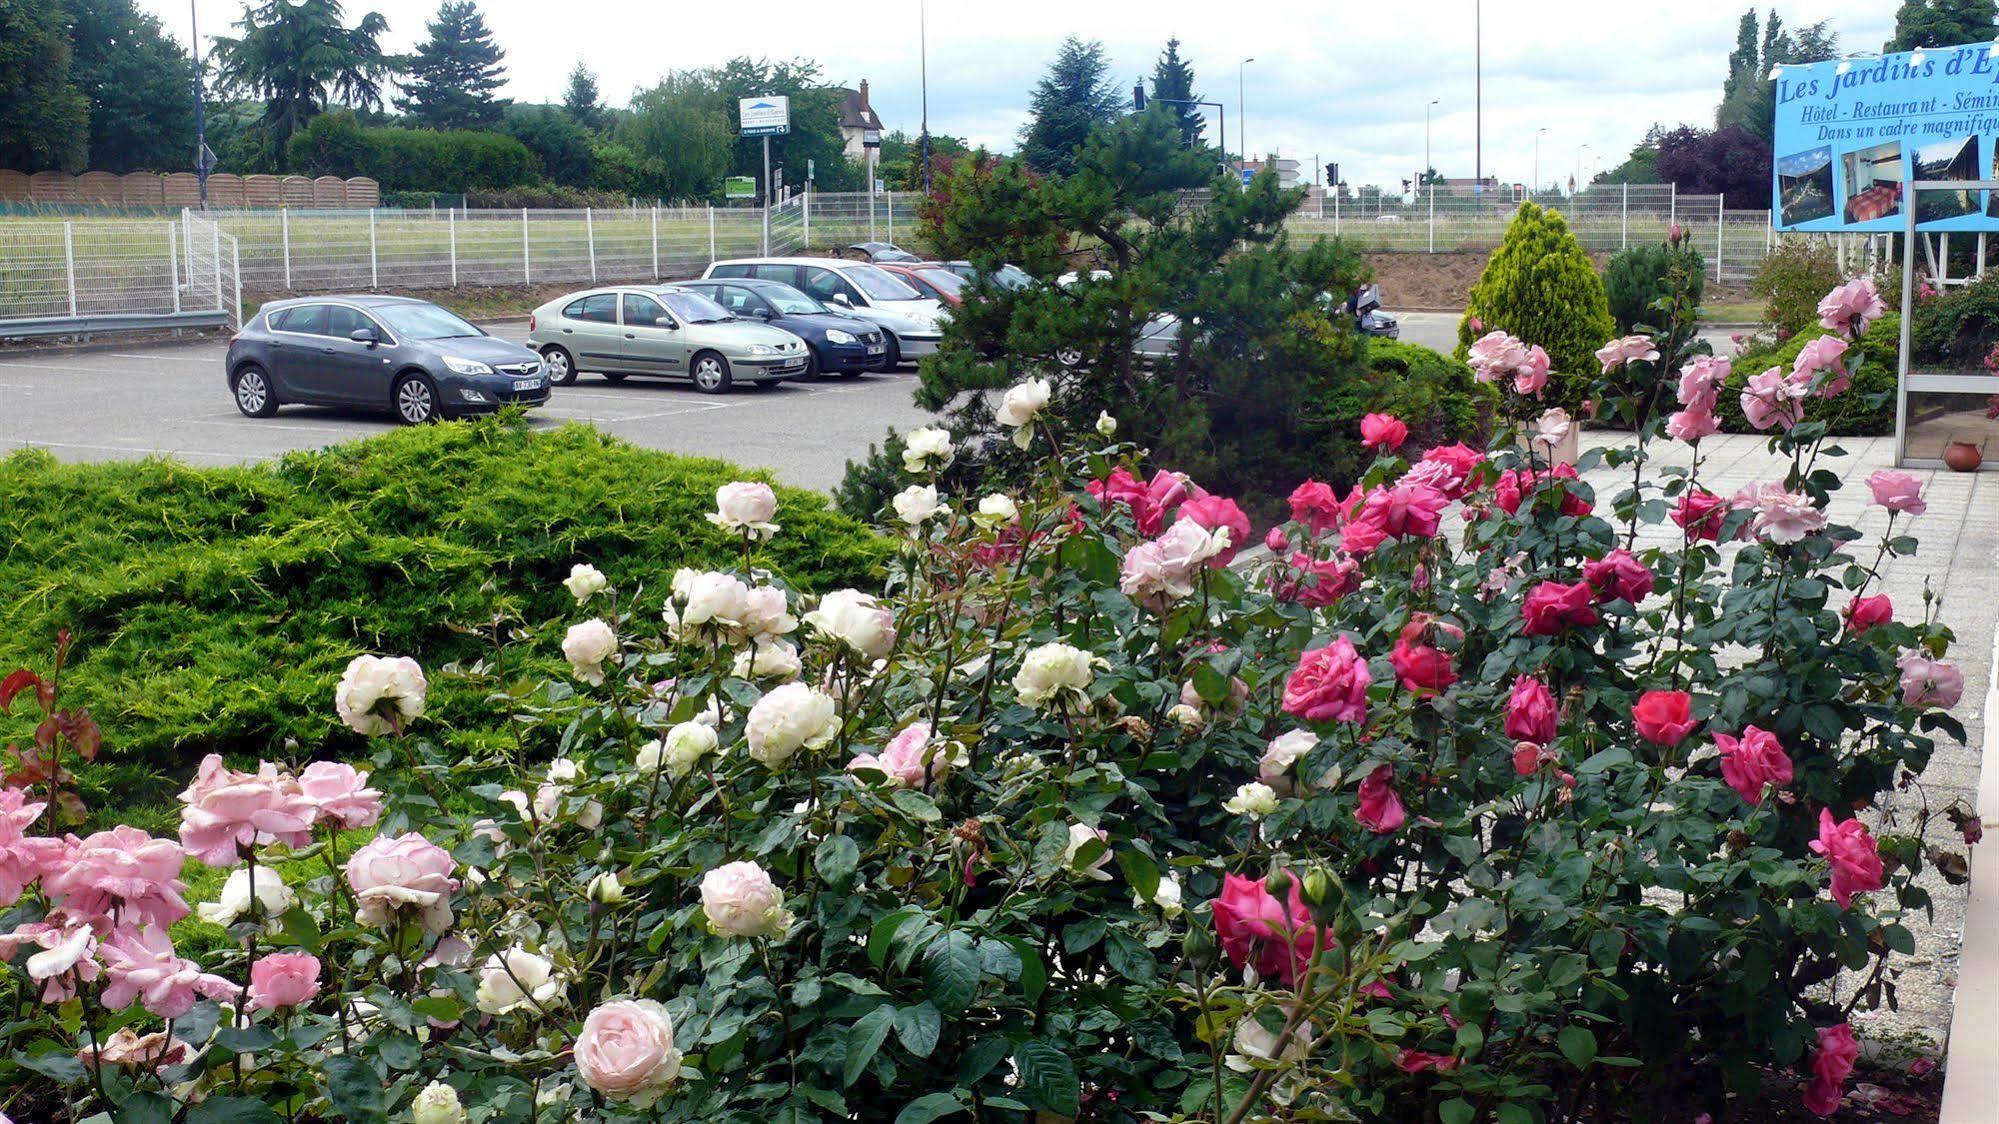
[1,440,240,461]
[185,417,393,436]
[107,352,221,361]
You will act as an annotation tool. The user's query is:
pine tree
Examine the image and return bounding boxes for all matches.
[397,1,508,131]
[563,61,604,131]
[1455,202,1616,410]
[1885,0,1997,50]
[1149,37,1205,149]
[1018,36,1123,176]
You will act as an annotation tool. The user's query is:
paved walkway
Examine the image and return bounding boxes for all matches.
[1579,431,1995,1050]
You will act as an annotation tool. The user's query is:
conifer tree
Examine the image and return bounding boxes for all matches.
[1150,37,1205,149]
[1018,36,1123,176]
[563,61,604,131]
[1455,202,1616,410]
[397,0,508,130]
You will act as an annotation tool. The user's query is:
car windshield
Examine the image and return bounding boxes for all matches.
[661,291,733,323]
[374,303,481,340]
[760,286,829,316]
[844,263,922,301]
[911,268,967,296]
[993,264,1035,290]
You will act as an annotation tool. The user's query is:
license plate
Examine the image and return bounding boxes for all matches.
[513,378,541,391]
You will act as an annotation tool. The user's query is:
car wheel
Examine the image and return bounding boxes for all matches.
[602,372,627,383]
[882,334,903,370]
[540,345,577,386]
[690,351,734,394]
[394,373,441,425]
[232,363,279,418]
[802,348,823,379]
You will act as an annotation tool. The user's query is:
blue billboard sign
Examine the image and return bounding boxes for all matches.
[1773,43,1999,232]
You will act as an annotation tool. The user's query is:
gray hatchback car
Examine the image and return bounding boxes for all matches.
[225,295,549,424]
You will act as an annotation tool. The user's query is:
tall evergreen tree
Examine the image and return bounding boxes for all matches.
[66,0,199,172]
[1885,0,1997,50]
[563,61,604,130]
[1717,10,1837,142]
[1149,37,1204,149]
[211,0,393,153]
[0,0,88,171]
[1018,36,1122,176]
[397,1,508,130]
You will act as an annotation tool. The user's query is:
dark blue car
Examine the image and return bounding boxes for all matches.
[674,278,890,378]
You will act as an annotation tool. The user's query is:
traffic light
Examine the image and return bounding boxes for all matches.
[1133,82,1146,112]
[1326,162,1339,187]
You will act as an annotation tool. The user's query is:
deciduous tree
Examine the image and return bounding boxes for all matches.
[66,0,199,173]
[0,0,89,172]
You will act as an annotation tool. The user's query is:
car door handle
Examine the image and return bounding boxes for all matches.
[320,347,336,354]
[623,333,636,339]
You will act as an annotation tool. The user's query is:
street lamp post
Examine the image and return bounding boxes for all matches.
[191,0,207,210]
[1238,57,1255,175]
[919,0,932,193]
[1425,99,1439,252]
[1533,127,1546,197]
[1575,143,1590,196]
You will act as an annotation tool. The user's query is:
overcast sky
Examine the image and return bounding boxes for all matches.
[151,0,1900,190]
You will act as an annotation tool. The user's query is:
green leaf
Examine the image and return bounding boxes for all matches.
[1105,929,1155,982]
[321,1055,388,1124]
[187,1099,285,1124]
[280,905,322,953]
[1439,1099,1476,1124]
[894,1093,965,1124]
[17,1049,88,1085]
[923,930,980,1015]
[895,1001,943,1057]
[816,833,861,886]
[1001,935,1046,1004]
[891,788,943,823]
[1015,1038,1081,1116]
[1559,1024,1598,1069]
[868,908,922,970]
[212,1026,278,1054]
[1496,1103,1535,1124]
[1115,848,1161,903]
[843,1005,895,1087]
[112,1093,178,1124]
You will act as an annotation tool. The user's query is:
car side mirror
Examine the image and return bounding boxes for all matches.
[348,328,377,345]
[654,317,677,330]
[829,293,851,307]
[752,307,773,320]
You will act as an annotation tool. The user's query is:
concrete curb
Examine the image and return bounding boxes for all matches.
[1937,617,1999,1121]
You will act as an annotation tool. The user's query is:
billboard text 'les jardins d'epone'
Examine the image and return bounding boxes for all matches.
[1773,41,1999,233]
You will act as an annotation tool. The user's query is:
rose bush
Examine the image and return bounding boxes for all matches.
[0,279,1974,1122]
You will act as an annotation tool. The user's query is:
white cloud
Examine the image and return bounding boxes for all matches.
[153,0,1898,190]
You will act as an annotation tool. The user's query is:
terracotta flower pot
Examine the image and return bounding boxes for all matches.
[1944,439,1983,472]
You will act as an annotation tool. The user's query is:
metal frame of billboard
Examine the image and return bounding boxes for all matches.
[1896,178,1999,468]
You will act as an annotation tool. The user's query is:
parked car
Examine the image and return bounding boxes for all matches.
[673,278,891,377]
[877,262,968,306]
[932,261,1037,291]
[845,241,921,263]
[225,295,548,424]
[526,285,810,393]
[702,257,943,366]
[1344,283,1400,339]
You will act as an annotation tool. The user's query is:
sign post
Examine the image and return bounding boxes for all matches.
[863,127,882,241]
[739,96,792,257]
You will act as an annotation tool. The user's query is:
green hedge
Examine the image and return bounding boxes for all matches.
[1352,337,1496,450]
[1717,312,1900,436]
[287,112,535,193]
[0,419,887,828]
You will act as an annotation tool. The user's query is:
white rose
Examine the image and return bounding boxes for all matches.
[666,570,752,642]
[546,758,581,784]
[893,484,948,525]
[563,563,608,603]
[1154,874,1183,917]
[901,427,955,473]
[411,1080,467,1124]
[562,620,617,685]
[196,865,298,927]
[744,683,840,767]
[1153,519,1227,574]
[975,493,1019,527]
[334,655,427,736]
[740,586,796,641]
[995,378,1052,448]
[700,860,791,938]
[1533,407,1574,448]
[1097,411,1118,438]
[1259,730,1320,786]
[661,721,721,776]
[1223,781,1280,819]
[706,481,780,539]
[1227,1014,1315,1071]
[533,780,603,830]
[733,638,802,681]
[1012,642,1097,710]
[1061,822,1113,881]
[586,871,626,904]
[804,589,897,661]
[1165,703,1205,729]
[474,947,562,1016]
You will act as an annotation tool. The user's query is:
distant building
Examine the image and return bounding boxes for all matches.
[832,80,884,163]
[1438,176,1501,194]
[1235,157,1302,188]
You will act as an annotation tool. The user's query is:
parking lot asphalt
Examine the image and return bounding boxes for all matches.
[0,320,936,493]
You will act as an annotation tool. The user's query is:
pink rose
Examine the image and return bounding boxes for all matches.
[1632,689,1698,746]
[1287,480,1344,536]
[1494,463,1590,518]
[0,787,63,906]
[1897,652,1964,709]
[1583,549,1655,604]
[345,832,460,935]
[1358,482,1449,540]
[1388,618,1458,696]
[1513,345,1551,396]
[1865,470,1926,516]
[294,762,384,830]
[1714,725,1794,805]
[1595,334,1660,372]
[1677,355,1729,410]
[700,861,789,938]
[1281,637,1372,724]
[177,755,315,868]
[1504,675,1558,744]
[1420,443,1486,498]
[1811,809,1884,908]
[1817,278,1886,336]
[248,951,321,1010]
[99,925,240,1018]
[42,826,191,931]
[847,722,938,787]
[1360,412,1410,451]
[1264,526,1290,552]
[1792,335,1851,395]
[1396,1049,1460,1073]
[1743,483,1826,545]
[1671,487,1734,542]
[0,919,102,1002]
[1740,365,1807,431]
[1179,494,1252,565]
[1270,552,1360,608]
[575,999,684,1106]
[1467,330,1528,382]
[1355,765,1406,834]
[1521,580,1599,636]
[1665,405,1720,442]
[1844,594,1893,633]
[1803,1022,1860,1116]
[1210,873,1329,985]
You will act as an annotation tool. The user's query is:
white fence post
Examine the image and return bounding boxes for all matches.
[522,207,532,284]
[651,206,659,278]
[1334,189,1340,236]
[804,186,812,250]
[1621,184,1629,250]
[1426,184,1435,253]
[708,204,716,263]
[167,222,181,313]
[1715,195,1725,283]
[887,191,895,244]
[1668,183,1676,231]
[231,237,242,330]
[281,208,292,290]
[211,221,221,314]
[586,207,597,282]
[448,208,458,287]
[63,221,78,316]
[368,208,379,289]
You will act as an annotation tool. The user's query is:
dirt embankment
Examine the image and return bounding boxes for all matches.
[1364,251,1755,314]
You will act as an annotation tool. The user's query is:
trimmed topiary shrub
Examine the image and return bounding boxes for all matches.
[1349,336,1495,451]
[1718,311,1901,435]
[1605,240,1706,333]
[0,417,887,828]
[1455,201,1616,410]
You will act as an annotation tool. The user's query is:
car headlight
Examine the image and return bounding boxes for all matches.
[824,329,857,344]
[747,344,776,356]
[442,355,494,375]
